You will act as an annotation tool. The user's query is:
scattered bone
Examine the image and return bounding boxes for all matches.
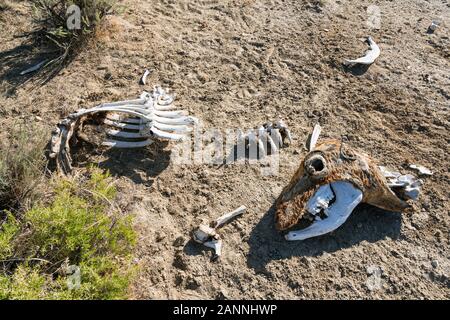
[409,164,433,176]
[20,59,48,75]
[213,205,246,228]
[140,69,151,85]
[306,123,322,151]
[380,166,424,201]
[428,20,440,32]
[276,138,417,241]
[192,206,246,260]
[343,36,380,66]
[49,86,197,174]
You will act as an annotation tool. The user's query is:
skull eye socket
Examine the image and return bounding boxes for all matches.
[305,154,327,177]
[310,158,324,171]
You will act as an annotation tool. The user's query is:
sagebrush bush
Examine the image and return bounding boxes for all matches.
[0,168,136,300]
[0,122,48,211]
[31,0,117,77]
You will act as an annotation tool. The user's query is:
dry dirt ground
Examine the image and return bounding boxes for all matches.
[0,0,449,299]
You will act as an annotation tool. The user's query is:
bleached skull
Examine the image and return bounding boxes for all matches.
[276,138,419,241]
[49,86,197,173]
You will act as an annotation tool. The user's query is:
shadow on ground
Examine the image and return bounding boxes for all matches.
[245,203,402,272]
[71,140,172,188]
[0,33,70,96]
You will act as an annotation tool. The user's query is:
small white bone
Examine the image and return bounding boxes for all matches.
[409,164,433,176]
[20,59,48,75]
[429,21,439,32]
[203,240,222,258]
[307,124,322,151]
[344,36,380,66]
[140,69,151,85]
[213,205,247,228]
[193,224,218,244]
[150,127,185,140]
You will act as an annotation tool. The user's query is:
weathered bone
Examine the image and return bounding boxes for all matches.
[409,164,433,176]
[306,124,322,151]
[213,205,246,228]
[140,69,151,85]
[344,36,380,66]
[234,119,292,160]
[192,206,246,259]
[286,181,363,241]
[49,86,197,173]
[276,137,418,241]
[20,59,48,75]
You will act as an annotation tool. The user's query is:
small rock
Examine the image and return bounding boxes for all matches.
[173,236,185,247]
[172,253,189,271]
[431,260,439,269]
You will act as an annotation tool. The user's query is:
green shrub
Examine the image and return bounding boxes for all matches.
[0,168,136,300]
[0,122,48,211]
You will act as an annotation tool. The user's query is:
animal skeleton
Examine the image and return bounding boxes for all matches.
[49,86,197,173]
[276,129,420,241]
[344,36,380,66]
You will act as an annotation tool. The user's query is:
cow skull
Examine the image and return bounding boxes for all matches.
[276,135,419,241]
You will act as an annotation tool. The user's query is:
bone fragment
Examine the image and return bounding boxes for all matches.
[140,69,151,85]
[307,124,322,151]
[213,205,247,228]
[344,36,380,66]
[409,164,433,176]
[286,181,363,241]
[20,60,48,75]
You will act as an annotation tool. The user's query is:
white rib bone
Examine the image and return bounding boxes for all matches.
[106,114,145,124]
[150,127,185,140]
[152,122,191,133]
[102,139,153,148]
[99,99,146,108]
[286,181,363,241]
[103,119,146,130]
[270,129,283,148]
[153,115,196,125]
[154,110,188,118]
[344,36,380,66]
[106,129,147,139]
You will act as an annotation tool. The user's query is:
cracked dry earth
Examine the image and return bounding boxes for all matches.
[0,0,449,299]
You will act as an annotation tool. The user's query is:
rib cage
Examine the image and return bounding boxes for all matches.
[49,87,197,173]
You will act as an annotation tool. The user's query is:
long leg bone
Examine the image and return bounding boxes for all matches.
[192,206,247,260]
[49,86,197,173]
[344,36,380,66]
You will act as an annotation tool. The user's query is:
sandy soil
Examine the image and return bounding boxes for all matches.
[0,0,449,299]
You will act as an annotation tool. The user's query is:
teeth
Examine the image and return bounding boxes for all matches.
[306,184,334,215]
[286,181,363,241]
